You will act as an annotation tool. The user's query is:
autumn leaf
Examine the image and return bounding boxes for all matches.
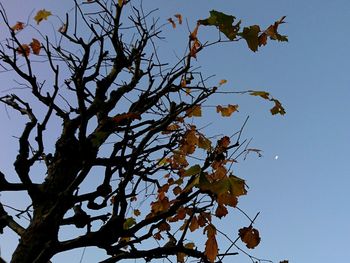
[239,226,261,249]
[265,16,288,42]
[240,25,261,52]
[118,0,125,7]
[198,134,212,150]
[215,204,228,218]
[183,165,201,177]
[30,39,41,55]
[16,44,30,57]
[133,209,141,216]
[123,217,136,229]
[219,79,227,86]
[204,224,218,262]
[190,38,201,58]
[174,14,182,24]
[280,260,289,263]
[113,112,141,123]
[11,21,25,32]
[177,253,185,263]
[258,33,268,47]
[270,99,286,115]
[189,216,199,232]
[58,24,67,33]
[186,105,202,117]
[250,91,270,100]
[168,18,176,28]
[34,9,52,25]
[199,10,239,40]
[190,23,200,41]
[216,104,239,117]
[162,123,180,134]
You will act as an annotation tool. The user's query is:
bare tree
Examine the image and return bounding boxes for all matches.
[0,1,287,262]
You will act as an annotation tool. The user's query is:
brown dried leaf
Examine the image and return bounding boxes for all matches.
[239,226,261,249]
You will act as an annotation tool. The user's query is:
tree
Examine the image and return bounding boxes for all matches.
[0,1,287,262]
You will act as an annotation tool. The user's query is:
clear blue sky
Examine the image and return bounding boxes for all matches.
[1,0,350,262]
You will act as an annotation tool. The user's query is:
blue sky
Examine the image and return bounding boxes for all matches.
[1,0,350,262]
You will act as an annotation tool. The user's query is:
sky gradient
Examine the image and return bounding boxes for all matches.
[1,1,350,262]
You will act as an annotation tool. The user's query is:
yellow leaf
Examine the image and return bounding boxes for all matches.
[30,38,41,55]
[34,9,52,25]
[118,0,124,7]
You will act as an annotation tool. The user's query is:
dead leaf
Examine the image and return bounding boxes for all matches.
[239,226,261,249]
[174,14,182,24]
[168,18,176,28]
[16,44,30,57]
[30,38,41,55]
[34,9,52,25]
[11,21,25,32]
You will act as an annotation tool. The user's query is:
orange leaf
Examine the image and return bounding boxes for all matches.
[168,18,176,28]
[30,38,41,55]
[204,224,218,262]
[219,79,227,86]
[11,21,25,32]
[190,23,200,41]
[34,9,52,25]
[174,14,182,24]
[190,38,201,58]
[239,226,261,249]
[16,44,30,57]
